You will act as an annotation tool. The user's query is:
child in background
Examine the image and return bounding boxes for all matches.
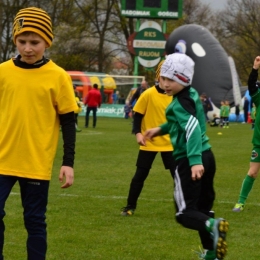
[145,53,228,260]
[232,56,260,212]
[124,100,131,119]
[219,101,225,128]
[210,114,220,127]
[222,100,230,128]
[0,7,78,259]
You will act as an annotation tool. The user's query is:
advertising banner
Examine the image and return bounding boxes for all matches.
[79,104,125,118]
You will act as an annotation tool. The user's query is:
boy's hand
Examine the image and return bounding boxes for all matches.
[144,127,161,140]
[59,166,74,188]
[191,165,204,181]
[253,56,260,70]
[136,133,146,146]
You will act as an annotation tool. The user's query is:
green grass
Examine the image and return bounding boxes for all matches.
[3,117,259,259]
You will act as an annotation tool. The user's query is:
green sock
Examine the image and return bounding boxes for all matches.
[238,175,255,204]
[204,250,216,260]
[205,218,215,232]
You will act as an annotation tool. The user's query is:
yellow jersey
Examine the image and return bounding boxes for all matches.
[0,59,78,180]
[134,85,173,151]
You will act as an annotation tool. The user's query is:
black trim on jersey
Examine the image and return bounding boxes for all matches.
[13,55,50,68]
[59,112,76,167]
[174,86,196,117]
[155,82,166,94]
[133,112,143,134]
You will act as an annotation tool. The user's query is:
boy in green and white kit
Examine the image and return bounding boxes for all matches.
[145,53,228,260]
[233,56,260,212]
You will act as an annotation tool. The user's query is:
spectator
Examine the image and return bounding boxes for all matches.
[84,83,102,128]
[222,100,230,128]
[112,90,119,104]
[235,104,240,122]
[219,101,225,128]
[124,100,131,119]
[200,93,213,123]
[130,80,148,107]
[243,97,249,123]
[210,114,220,127]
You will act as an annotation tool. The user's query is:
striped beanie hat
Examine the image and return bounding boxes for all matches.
[13,7,53,47]
[155,60,165,81]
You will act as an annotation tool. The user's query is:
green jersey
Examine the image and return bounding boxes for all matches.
[223,105,230,117]
[251,106,256,120]
[220,105,230,117]
[248,69,260,146]
[160,87,211,166]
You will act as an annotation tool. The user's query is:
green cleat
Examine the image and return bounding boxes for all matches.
[232,203,244,212]
[211,218,229,260]
[193,247,218,260]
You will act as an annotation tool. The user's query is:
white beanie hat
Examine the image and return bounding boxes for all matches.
[160,53,195,87]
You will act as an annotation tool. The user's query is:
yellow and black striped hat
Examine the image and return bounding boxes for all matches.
[13,7,53,47]
[155,60,165,81]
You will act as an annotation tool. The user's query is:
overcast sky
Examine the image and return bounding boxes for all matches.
[200,0,227,10]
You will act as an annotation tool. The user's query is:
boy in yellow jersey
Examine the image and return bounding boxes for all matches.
[0,7,78,260]
[121,61,175,216]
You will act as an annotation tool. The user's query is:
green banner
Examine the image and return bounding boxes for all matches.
[79,104,125,118]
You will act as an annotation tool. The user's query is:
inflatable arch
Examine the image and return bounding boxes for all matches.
[67,71,91,99]
[67,71,117,104]
[102,76,117,104]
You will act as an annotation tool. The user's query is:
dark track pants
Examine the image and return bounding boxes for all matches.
[174,149,216,250]
[126,150,175,208]
[85,107,97,127]
[0,176,49,260]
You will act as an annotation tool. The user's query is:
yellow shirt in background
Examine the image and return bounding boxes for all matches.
[134,86,173,151]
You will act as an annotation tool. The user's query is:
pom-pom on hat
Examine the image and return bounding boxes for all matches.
[13,7,53,47]
[160,53,195,87]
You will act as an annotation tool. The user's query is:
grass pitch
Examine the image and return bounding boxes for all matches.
[3,117,260,259]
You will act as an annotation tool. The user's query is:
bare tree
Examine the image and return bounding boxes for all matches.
[219,0,260,84]
[74,0,123,72]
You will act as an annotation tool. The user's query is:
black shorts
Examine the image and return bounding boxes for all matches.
[136,150,175,170]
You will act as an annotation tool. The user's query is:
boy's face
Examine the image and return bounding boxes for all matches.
[160,76,184,96]
[15,32,48,64]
